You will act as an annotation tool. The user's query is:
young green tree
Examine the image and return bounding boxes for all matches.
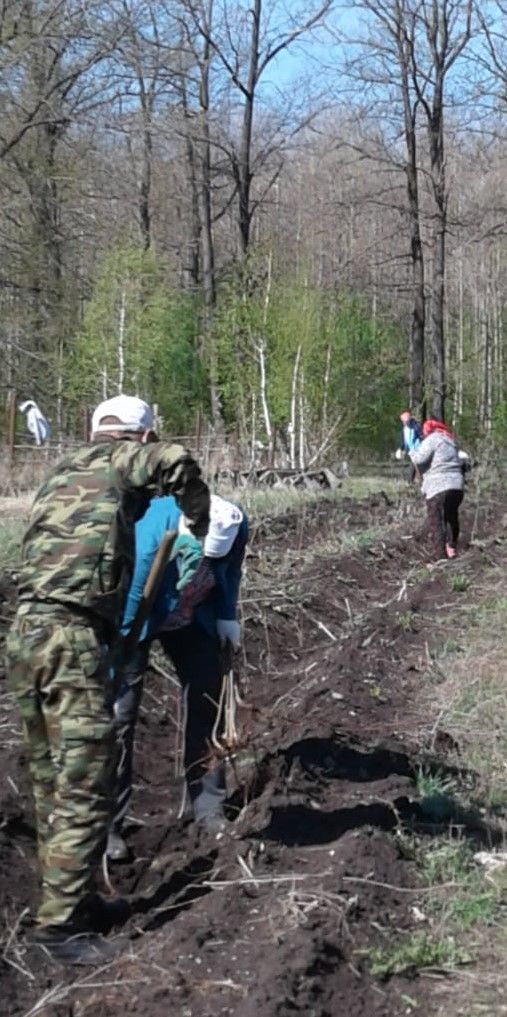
[70,245,205,433]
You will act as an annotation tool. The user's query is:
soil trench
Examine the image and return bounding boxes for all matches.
[0,487,505,1016]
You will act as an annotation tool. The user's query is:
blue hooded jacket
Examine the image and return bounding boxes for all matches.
[400,418,422,452]
[122,495,248,640]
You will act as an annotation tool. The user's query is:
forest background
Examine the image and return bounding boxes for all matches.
[1,0,506,463]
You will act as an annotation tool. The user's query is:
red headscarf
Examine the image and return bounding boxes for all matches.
[422,419,455,440]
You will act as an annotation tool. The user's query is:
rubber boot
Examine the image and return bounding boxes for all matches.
[32,927,124,966]
[106,830,129,862]
[192,768,227,835]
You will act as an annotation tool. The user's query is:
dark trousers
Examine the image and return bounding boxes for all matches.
[112,624,225,831]
[426,489,464,560]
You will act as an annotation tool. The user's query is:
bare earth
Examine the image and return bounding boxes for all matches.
[0,487,504,1016]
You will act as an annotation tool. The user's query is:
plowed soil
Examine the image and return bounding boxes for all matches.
[0,484,505,1017]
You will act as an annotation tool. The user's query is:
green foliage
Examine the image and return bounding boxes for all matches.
[397,610,415,631]
[212,261,405,457]
[420,840,473,885]
[419,840,500,930]
[448,574,471,592]
[369,933,470,977]
[69,245,204,433]
[64,246,406,451]
[415,768,457,800]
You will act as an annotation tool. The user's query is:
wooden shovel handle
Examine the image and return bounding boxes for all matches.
[123,529,177,656]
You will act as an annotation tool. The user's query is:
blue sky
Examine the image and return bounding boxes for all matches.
[261,7,361,93]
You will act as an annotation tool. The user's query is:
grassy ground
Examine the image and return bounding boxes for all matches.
[0,492,32,571]
[0,517,26,571]
[0,475,408,574]
[225,475,406,518]
[432,554,507,810]
[393,540,507,1015]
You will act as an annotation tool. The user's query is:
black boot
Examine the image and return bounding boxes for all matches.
[32,926,124,966]
[84,893,131,933]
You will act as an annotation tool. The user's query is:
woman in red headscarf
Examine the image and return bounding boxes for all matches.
[409,419,465,561]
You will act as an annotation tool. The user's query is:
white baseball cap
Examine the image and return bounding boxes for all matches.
[91,395,154,436]
[204,495,243,558]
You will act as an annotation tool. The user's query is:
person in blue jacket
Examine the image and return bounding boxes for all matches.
[396,410,422,482]
[396,410,422,457]
[107,494,248,859]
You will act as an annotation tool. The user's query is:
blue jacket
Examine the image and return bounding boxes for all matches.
[400,419,422,452]
[122,495,248,640]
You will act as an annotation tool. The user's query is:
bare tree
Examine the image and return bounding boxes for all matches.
[0,1,120,161]
[415,0,473,420]
[347,1,426,413]
[178,0,334,256]
[345,0,474,420]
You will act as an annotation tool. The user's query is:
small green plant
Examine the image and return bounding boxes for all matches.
[369,933,471,977]
[397,610,415,632]
[393,829,419,861]
[420,840,472,886]
[445,888,498,930]
[484,786,507,813]
[448,574,471,592]
[412,565,432,583]
[415,767,456,800]
[417,839,500,930]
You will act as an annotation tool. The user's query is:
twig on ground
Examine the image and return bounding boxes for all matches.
[342,876,459,893]
[203,870,332,888]
[237,853,260,890]
[150,657,181,690]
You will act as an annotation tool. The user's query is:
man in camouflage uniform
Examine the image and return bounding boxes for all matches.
[6,395,209,965]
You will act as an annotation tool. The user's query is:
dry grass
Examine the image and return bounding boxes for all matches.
[0,517,26,570]
[432,581,507,799]
[0,493,34,517]
[0,459,49,497]
[221,475,406,519]
[418,548,507,1015]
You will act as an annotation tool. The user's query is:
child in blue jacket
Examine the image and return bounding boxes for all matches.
[396,410,422,482]
[108,494,248,858]
[396,410,422,457]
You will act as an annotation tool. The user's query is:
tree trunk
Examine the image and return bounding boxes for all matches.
[139,111,152,251]
[428,88,446,422]
[289,344,302,468]
[236,0,261,255]
[407,163,426,416]
[197,1,221,426]
[395,14,425,416]
[180,64,201,290]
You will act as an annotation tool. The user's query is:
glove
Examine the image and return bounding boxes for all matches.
[217,618,241,651]
[395,448,403,461]
[171,533,203,591]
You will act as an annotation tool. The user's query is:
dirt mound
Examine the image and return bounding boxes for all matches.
[0,483,504,1016]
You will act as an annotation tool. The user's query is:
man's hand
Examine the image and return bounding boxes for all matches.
[395,448,403,461]
[171,533,204,591]
[217,619,241,651]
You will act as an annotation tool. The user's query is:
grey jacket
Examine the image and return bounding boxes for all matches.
[410,432,464,500]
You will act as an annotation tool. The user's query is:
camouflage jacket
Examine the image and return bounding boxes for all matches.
[18,440,207,628]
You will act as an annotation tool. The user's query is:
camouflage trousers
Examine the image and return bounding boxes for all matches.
[6,604,117,929]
